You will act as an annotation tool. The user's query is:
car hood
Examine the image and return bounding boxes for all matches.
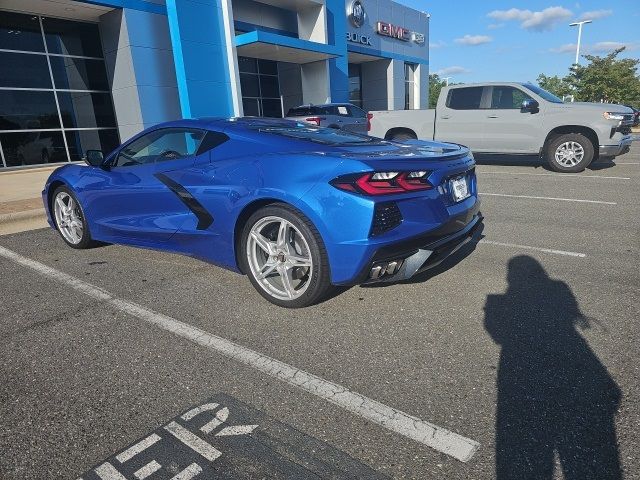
[553,102,633,114]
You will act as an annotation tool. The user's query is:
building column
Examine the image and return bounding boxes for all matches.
[301,61,330,105]
[387,59,405,110]
[325,0,348,103]
[166,0,241,118]
[100,8,182,141]
[417,63,429,109]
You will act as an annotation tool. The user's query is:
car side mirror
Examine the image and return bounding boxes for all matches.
[521,99,539,113]
[83,149,104,167]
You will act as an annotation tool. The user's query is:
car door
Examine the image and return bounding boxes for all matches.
[434,86,488,151]
[81,127,206,246]
[343,105,368,134]
[483,85,541,153]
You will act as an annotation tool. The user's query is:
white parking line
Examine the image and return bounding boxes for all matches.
[480,193,617,205]
[0,245,480,463]
[478,240,586,258]
[116,433,162,463]
[479,171,630,180]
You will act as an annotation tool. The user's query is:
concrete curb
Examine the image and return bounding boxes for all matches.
[0,209,46,225]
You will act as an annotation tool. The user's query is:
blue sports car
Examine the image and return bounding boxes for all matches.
[43,118,483,307]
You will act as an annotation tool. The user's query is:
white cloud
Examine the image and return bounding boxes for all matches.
[590,41,635,53]
[487,23,504,30]
[550,41,637,55]
[488,6,573,31]
[429,40,446,49]
[454,34,493,46]
[550,43,577,53]
[435,66,471,76]
[577,9,612,21]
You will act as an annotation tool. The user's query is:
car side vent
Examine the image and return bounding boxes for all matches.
[371,202,403,236]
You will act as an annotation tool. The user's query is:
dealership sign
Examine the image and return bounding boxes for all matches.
[346,0,425,46]
[376,21,425,44]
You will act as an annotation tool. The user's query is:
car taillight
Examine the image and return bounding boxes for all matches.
[367,113,373,131]
[330,171,432,196]
[305,116,324,126]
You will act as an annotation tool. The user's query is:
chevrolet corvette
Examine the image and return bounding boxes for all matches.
[43,118,483,307]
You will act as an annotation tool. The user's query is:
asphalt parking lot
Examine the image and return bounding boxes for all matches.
[1,142,639,479]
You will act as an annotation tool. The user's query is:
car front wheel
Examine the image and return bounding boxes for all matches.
[52,186,97,249]
[546,133,594,172]
[240,204,332,308]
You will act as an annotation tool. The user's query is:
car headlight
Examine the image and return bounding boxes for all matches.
[603,112,625,121]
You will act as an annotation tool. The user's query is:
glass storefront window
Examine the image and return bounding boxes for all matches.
[0,10,118,168]
[65,129,120,161]
[0,12,44,52]
[50,56,109,91]
[0,90,61,130]
[42,17,103,58]
[0,131,66,166]
[348,64,362,108]
[238,57,282,118]
[58,92,117,129]
[0,51,52,89]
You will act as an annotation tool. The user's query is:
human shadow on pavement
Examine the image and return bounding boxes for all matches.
[484,256,622,480]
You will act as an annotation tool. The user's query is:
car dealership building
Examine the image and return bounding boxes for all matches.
[0,0,429,169]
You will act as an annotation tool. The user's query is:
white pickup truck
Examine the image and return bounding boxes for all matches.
[368,82,634,172]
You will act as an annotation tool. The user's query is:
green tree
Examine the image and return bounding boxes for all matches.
[429,74,446,108]
[536,74,573,99]
[567,47,640,105]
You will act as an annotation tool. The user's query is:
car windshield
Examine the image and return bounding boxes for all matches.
[254,125,385,146]
[522,83,564,104]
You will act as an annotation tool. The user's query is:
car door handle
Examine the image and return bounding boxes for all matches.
[441,115,450,119]
[487,115,499,118]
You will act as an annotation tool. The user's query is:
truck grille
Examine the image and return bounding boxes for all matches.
[371,202,403,236]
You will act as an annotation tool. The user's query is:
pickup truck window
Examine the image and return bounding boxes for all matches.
[490,86,533,109]
[522,84,564,104]
[446,87,484,110]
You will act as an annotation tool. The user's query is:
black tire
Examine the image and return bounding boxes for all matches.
[546,133,594,172]
[239,203,333,308]
[51,185,98,249]
[390,131,417,142]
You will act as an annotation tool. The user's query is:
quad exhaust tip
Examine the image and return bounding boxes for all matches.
[369,259,404,280]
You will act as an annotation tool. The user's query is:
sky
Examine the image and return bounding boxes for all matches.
[396,0,640,83]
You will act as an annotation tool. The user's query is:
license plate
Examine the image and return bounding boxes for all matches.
[450,176,470,202]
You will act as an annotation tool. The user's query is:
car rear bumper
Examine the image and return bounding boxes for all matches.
[599,135,632,157]
[338,205,483,286]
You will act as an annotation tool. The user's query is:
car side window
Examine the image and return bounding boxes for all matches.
[491,86,533,109]
[446,87,484,110]
[115,128,205,167]
[348,105,367,118]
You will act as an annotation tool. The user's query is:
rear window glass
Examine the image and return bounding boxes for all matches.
[253,125,385,145]
[446,87,484,110]
[287,106,317,116]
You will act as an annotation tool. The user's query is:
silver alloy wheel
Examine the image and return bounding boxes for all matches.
[554,141,585,167]
[246,216,313,301]
[53,191,84,245]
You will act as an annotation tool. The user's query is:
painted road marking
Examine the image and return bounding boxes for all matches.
[164,421,223,462]
[171,463,202,479]
[133,460,161,480]
[116,434,162,463]
[94,463,126,480]
[479,240,586,258]
[0,245,480,462]
[480,192,617,205]
[479,171,630,180]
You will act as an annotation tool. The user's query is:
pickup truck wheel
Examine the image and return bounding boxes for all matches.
[390,132,416,142]
[546,133,594,173]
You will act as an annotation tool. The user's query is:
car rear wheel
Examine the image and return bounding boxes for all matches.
[240,204,332,308]
[546,133,594,172]
[52,186,97,249]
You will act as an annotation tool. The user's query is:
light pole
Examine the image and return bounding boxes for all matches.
[442,76,451,86]
[569,20,592,65]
